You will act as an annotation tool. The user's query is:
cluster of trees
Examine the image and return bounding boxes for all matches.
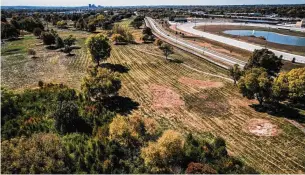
[229,49,305,107]
[110,24,134,44]
[1,16,44,39]
[34,29,76,55]
[130,15,144,29]
[1,32,257,174]
[1,92,257,174]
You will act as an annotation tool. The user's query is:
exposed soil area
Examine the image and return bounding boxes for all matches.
[148,84,184,109]
[195,25,305,56]
[244,118,281,136]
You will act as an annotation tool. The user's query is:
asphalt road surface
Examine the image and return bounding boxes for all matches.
[145,17,247,69]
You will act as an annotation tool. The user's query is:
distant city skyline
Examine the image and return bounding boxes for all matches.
[2,0,305,7]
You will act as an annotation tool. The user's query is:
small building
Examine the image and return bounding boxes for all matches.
[296,20,305,28]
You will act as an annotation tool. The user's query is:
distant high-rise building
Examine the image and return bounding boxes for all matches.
[89,4,91,8]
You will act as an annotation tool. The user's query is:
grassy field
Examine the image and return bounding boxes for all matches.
[1,18,305,173]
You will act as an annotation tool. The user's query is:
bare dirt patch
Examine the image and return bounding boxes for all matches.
[244,119,281,136]
[148,84,184,109]
[179,77,223,89]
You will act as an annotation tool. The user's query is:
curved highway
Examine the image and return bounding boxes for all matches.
[176,22,305,64]
[145,17,246,69]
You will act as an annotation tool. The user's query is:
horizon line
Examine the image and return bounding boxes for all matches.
[2,3,305,7]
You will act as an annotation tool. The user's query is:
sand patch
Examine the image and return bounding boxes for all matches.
[244,119,280,136]
[179,77,223,89]
[148,84,184,109]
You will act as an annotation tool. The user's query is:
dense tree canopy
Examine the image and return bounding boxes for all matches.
[81,67,121,101]
[1,133,71,174]
[1,22,19,39]
[244,49,283,76]
[238,68,272,105]
[273,68,305,102]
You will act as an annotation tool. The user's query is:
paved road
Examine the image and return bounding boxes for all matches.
[145,17,246,69]
[175,22,305,64]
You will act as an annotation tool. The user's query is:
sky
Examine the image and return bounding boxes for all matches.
[1,0,305,6]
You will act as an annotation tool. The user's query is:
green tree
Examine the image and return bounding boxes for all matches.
[86,34,111,66]
[87,21,97,32]
[238,68,272,105]
[131,20,143,29]
[56,20,68,29]
[63,35,76,55]
[142,34,154,43]
[55,36,64,49]
[81,67,121,101]
[76,18,87,30]
[96,14,105,28]
[41,31,56,45]
[33,27,42,38]
[53,101,80,134]
[142,27,153,35]
[1,22,19,39]
[160,43,174,60]
[19,17,44,33]
[229,64,242,85]
[245,49,283,75]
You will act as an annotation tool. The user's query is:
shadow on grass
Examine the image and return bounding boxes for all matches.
[102,96,139,115]
[45,45,58,50]
[100,63,130,73]
[169,58,183,64]
[66,53,76,57]
[250,103,305,124]
[3,48,22,55]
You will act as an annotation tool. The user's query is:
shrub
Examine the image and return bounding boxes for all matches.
[55,36,64,49]
[154,39,163,46]
[27,48,36,58]
[185,162,217,174]
[38,80,44,88]
[111,33,127,44]
[56,20,68,29]
[41,32,56,45]
[87,22,96,32]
